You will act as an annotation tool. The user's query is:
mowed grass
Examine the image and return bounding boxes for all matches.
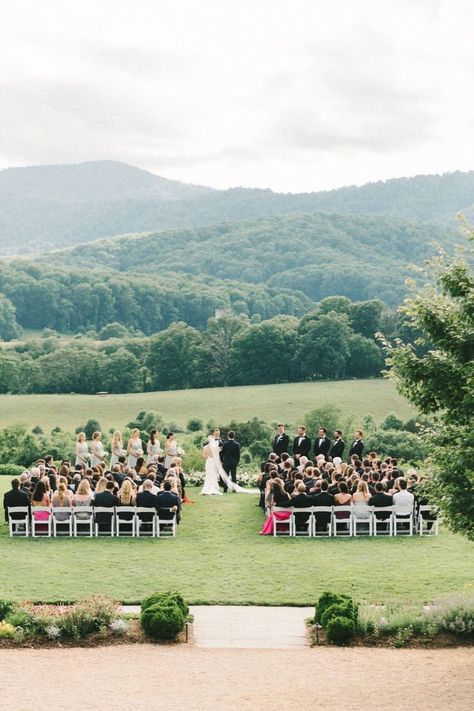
[0,379,413,431]
[0,481,472,606]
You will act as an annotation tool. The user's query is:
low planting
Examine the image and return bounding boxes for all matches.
[312,589,474,647]
[140,591,189,641]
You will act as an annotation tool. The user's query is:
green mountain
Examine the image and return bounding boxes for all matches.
[0,160,472,254]
[41,211,458,306]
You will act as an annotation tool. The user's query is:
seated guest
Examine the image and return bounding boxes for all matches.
[94,480,119,532]
[72,479,93,519]
[280,482,313,532]
[157,481,180,523]
[369,482,393,531]
[260,478,291,535]
[139,473,159,495]
[311,479,334,533]
[334,481,352,532]
[137,479,158,509]
[31,479,51,523]
[51,482,73,521]
[117,479,136,524]
[19,472,31,495]
[352,480,371,520]
[3,478,30,522]
[393,478,415,518]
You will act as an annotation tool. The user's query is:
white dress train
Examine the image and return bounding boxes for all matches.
[201,440,255,495]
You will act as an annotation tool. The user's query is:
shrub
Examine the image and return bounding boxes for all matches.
[187,418,203,432]
[60,596,119,638]
[75,419,102,440]
[320,601,358,629]
[326,616,356,644]
[110,619,128,635]
[437,593,474,635]
[0,621,15,639]
[0,599,15,621]
[5,608,37,635]
[0,464,25,476]
[141,603,185,641]
[314,591,352,624]
[141,591,188,618]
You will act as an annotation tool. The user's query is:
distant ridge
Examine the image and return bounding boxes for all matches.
[0,160,473,254]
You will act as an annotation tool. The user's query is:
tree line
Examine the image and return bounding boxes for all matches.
[0,297,394,394]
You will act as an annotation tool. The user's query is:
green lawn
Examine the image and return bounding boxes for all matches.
[1,482,472,606]
[0,379,413,431]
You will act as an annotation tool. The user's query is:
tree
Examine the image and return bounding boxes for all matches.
[205,315,247,386]
[385,227,474,538]
[147,323,206,390]
[0,294,21,341]
[298,312,352,379]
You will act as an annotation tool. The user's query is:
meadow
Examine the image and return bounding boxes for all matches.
[1,479,472,606]
[0,378,413,432]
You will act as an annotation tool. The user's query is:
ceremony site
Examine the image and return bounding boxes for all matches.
[1,1,474,710]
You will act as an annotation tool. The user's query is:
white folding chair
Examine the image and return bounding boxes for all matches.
[332,506,353,536]
[156,509,177,537]
[115,507,137,537]
[272,506,294,537]
[353,505,374,536]
[372,506,394,536]
[73,506,94,536]
[94,506,116,536]
[8,506,30,537]
[31,507,52,537]
[312,506,333,537]
[292,507,314,537]
[418,505,439,536]
[393,509,414,536]
[135,507,158,537]
[52,507,73,536]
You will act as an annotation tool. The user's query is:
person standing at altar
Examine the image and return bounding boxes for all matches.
[314,427,331,459]
[221,431,241,492]
[292,425,311,464]
[272,423,289,456]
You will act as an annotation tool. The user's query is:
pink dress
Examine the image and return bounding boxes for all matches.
[32,496,51,521]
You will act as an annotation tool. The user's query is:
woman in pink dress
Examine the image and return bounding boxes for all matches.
[31,479,51,523]
[260,478,292,535]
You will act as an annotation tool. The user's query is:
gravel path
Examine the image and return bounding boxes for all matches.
[2,645,473,710]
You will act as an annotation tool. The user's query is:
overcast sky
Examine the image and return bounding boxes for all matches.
[1,0,473,192]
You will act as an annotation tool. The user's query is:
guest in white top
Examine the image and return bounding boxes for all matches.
[393,479,415,517]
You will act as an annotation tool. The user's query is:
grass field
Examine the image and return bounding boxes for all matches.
[1,479,472,606]
[0,379,413,432]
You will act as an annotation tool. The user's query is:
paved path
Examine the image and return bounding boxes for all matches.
[124,604,312,648]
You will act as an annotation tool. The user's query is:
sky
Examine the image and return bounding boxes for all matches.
[1,0,473,192]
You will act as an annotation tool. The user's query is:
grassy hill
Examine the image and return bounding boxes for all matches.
[0,160,472,254]
[0,379,413,432]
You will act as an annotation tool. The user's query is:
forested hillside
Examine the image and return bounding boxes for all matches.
[0,161,471,253]
[42,212,457,305]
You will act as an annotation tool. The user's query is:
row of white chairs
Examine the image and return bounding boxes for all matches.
[7,506,177,538]
[271,505,439,537]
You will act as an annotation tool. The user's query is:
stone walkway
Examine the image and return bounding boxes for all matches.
[124,605,313,648]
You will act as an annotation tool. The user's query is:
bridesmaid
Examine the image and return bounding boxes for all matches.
[110,430,124,468]
[127,428,143,468]
[146,429,162,464]
[75,432,89,468]
[91,431,106,467]
[164,432,178,470]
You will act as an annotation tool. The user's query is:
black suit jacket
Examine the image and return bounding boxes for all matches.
[314,436,331,458]
[311,490,335,530]
[292,436,312,458]
[157,491,180,520]
[92,491,119,526]
[368,492,393,519]
[329,438,345,459]
[272,433,290,456]
[221,440,240,466]
[348,439,364,460]
[3,489,30,522]
[136,490,158,510]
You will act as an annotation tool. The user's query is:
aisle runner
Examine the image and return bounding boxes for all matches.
[190,605,312,649]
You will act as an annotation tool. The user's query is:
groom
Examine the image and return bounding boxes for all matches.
[221,431,240,493]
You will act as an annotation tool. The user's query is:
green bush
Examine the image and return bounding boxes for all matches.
[60,596,119,638]
[314,591,352,624]
[320,601,358,629]
[141,591,188,618]
[5,608,38,635]
[187,418,203,432]
[0,599,15,621]
[141,603,185,641]
[326,616,356,644]
[0,463,25,476]
[0,621,15,639]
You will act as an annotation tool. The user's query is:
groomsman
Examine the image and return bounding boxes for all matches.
[348,430,364,461]
[272,424,289,456]
[314,427,331,458]
[292,426,311,463]
[329,430,345,460]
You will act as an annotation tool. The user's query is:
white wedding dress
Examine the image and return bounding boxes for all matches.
[201,439,255,495]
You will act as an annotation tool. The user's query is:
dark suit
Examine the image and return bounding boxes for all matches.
[311,491,334,531]
[368,492,393,520]
[314,436,331,458]
[3,488,30,522]
[93,490,119,530]
[136,490,158,525]
[280,492,313,531]
[157,491,180,522]
[221,439,241,490]
[272,433,290,456]
[329,438,345,459]
[292,435,311,459]
[348,439,364,460]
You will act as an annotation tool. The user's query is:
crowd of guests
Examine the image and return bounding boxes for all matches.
[3,441,189,531]
[259,424,431,534]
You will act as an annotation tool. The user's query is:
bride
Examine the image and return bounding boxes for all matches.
[201,435,253,495]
